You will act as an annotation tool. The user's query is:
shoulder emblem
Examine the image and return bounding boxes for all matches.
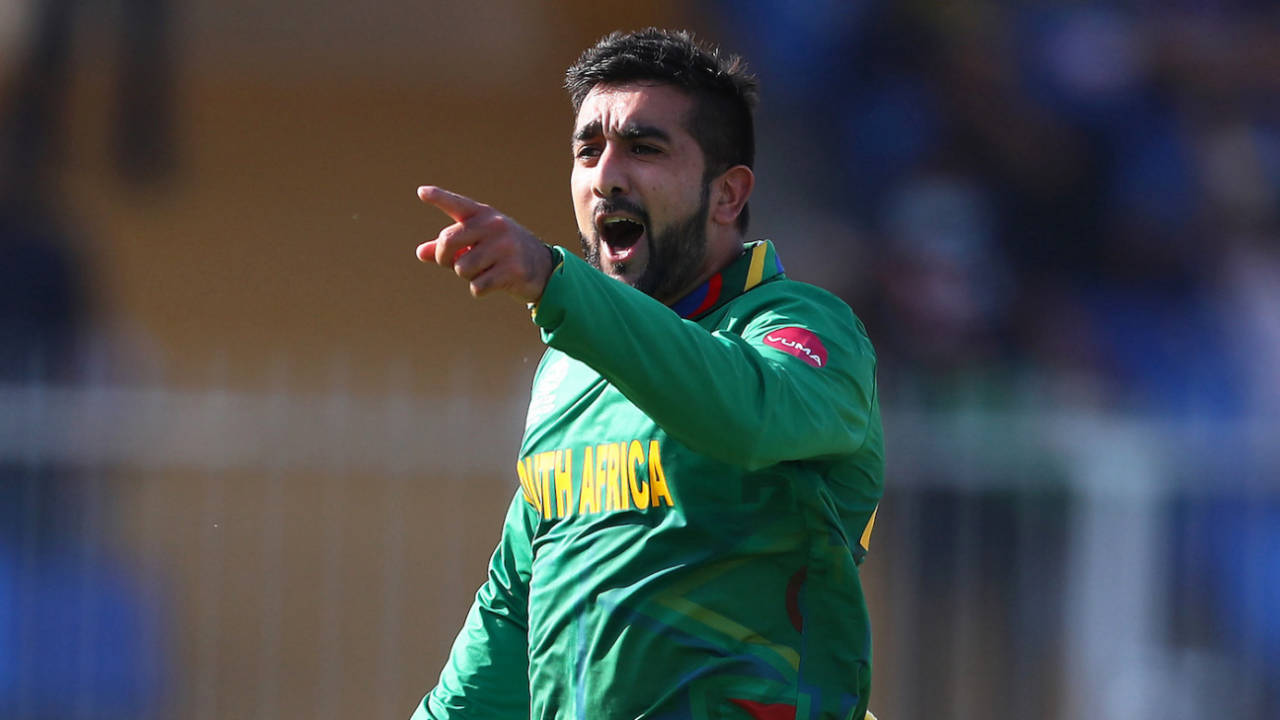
[763,326,828,368]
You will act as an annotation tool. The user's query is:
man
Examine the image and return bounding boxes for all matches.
[411,28,883,720]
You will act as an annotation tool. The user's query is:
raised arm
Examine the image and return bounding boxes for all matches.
[533,249,877,471]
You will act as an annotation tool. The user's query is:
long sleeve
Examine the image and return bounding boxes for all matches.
[411,492,535,719]
[532,247,878,472]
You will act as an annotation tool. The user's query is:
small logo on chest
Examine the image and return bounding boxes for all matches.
[526,355,570,428]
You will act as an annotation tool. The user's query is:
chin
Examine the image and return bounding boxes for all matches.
[607,267,641,287]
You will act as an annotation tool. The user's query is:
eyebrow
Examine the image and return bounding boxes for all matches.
[572,120,671,144]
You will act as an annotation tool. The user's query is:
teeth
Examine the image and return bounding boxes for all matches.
[603,217,631,225]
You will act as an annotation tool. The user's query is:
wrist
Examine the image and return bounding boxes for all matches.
[528,243,558,307]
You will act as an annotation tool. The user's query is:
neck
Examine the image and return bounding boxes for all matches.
[659,233,744,306]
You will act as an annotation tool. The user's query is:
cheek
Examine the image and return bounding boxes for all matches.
[570,174,594,234]
[644,180,699,230]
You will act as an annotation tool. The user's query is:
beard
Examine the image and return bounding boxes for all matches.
[579,183,710,303]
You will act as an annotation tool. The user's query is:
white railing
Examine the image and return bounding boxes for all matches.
[1,378,1275,719]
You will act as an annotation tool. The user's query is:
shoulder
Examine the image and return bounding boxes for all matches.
[729,278,870,346]
[757,277,856,313]
[720,278,876,374]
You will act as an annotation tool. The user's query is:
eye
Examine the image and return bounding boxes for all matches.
[575,145,601,159]
[632,144,660,155]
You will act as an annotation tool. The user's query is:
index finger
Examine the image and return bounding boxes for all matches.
[417,185,484,223]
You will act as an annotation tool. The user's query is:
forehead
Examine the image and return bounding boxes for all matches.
[573,82,694,136]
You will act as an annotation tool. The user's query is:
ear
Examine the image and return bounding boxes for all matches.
[709,165,755,229]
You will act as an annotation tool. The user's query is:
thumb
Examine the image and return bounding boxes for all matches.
[416,239,473,265]
[416,239,437,263]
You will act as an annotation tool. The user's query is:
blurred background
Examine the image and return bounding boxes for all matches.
[1,1,1276,718]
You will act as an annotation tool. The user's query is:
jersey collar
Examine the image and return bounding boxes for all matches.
[669,240,786,320]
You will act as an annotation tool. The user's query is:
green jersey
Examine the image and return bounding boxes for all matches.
[413,240,884,720]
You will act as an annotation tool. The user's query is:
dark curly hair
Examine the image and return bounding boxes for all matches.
[565,28,759,232]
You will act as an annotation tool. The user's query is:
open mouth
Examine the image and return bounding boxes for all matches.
[599,216,646,251]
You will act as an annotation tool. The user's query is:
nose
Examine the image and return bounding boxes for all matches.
[592,143,628,199]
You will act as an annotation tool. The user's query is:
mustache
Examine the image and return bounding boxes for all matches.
[593,197,650,228]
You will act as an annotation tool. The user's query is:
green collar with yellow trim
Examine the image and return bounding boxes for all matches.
[669,240,786,320]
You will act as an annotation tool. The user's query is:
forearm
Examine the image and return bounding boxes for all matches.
[415,599,530,719]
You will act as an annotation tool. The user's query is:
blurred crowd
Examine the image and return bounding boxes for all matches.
[714,1,1280,419]
[711,3,1280,712]
[1,2,172,716]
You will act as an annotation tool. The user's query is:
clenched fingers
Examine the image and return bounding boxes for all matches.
[431,221,486,268]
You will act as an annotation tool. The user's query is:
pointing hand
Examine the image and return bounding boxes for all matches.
[416,185,554,303]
